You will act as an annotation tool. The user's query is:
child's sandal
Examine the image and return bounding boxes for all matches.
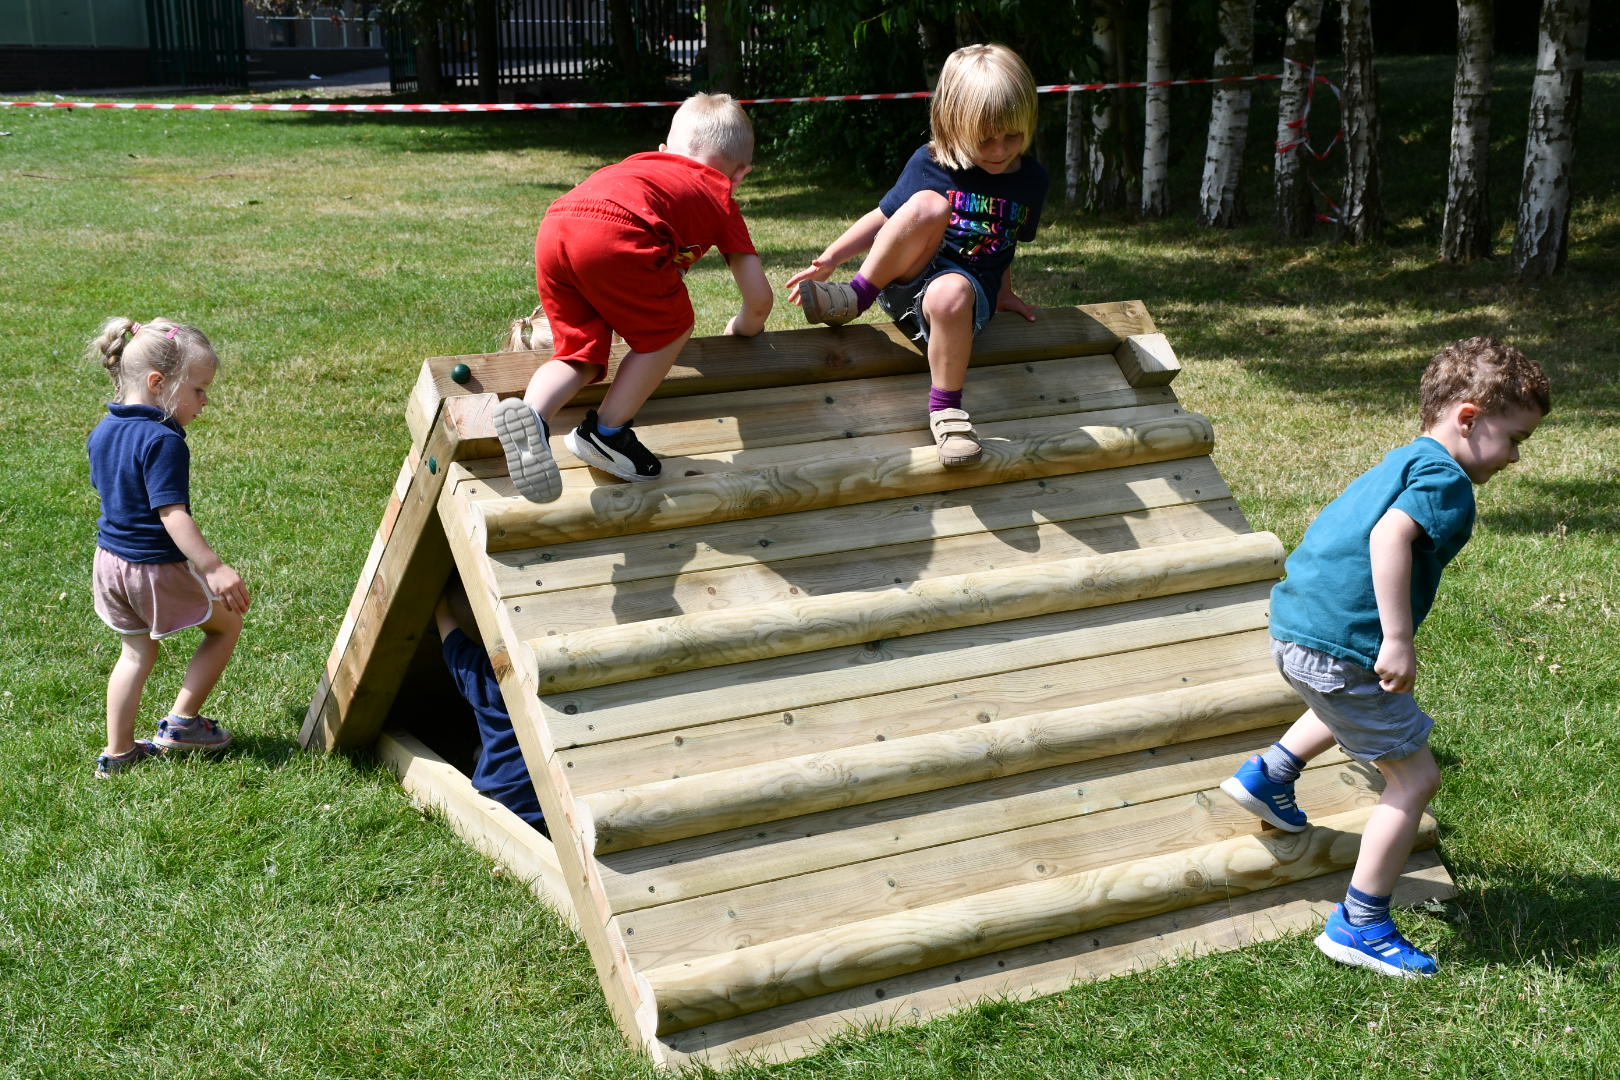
[929,408,983,467]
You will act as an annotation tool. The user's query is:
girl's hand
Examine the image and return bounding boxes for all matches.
[206,563,251,614]
[783,259,834,306]
[996,289,1037,322]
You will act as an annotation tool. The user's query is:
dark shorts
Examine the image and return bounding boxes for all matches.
[878,254,991,343]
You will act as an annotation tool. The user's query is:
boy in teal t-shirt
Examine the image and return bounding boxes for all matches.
[1222,337,1550,977]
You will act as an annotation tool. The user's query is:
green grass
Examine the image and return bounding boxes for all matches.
[1,57,1617,1078]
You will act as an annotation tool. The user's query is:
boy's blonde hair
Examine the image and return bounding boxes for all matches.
[1420,336,1550,430]
[929,43,1038,171]
[87,317,216,415]
[666,92,754,170]
[505,304,553,352]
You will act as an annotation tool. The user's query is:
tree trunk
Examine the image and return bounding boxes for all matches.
[1199,0,1255,227]
[1088,13,1126,211]
[413,12,443,100]
[704,2,740,95]
[473,0,499,101]
[1141,0,1172,218]
[1065,71,1089,205]
[1512,0,1590,280]
[1442,0,1496,263]
[1273,0,1324,238]
[1339,0,1383,243]
[608,0,644,95]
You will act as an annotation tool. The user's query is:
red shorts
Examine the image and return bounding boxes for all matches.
[534,203,694,377]
[93,547,214,639]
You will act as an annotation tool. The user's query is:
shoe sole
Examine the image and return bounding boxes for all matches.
[801,282,855,325]
[564,429,658,484]
[1219,776,1308,832]
[1314,931,1434,978]
[151,737,231,753]
[936,437,983,467]
[494,399,562,503]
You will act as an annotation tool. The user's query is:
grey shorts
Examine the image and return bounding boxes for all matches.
[1271,638,1434,763]
[878,255,991,343]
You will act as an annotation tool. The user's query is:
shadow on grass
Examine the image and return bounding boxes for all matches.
[1449,865,1620,976]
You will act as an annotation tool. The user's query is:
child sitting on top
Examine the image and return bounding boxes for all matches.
[85,317,249,778]
[494,92,774,503]
[1221,337,1550,977]
[783,43,1049,468]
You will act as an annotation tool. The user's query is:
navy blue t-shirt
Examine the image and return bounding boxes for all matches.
[87,402,190,563]
[878,144,1048,301]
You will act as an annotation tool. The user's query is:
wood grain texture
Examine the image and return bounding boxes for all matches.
[1114,333,1182,387]
[577,671,1301,854]
[637,806,1436,1034]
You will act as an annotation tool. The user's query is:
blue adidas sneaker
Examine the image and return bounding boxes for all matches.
[1219,754,1307,831]
[1314,904,1437,978]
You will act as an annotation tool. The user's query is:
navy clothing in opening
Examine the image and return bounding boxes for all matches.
[878,144,1048,302]
[440,628,547,833]
[87,402,190,563]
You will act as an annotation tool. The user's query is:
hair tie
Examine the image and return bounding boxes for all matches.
[129,322,142,336]
[165,326,180,339]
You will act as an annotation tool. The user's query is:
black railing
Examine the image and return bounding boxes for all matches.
[145,0,248,89]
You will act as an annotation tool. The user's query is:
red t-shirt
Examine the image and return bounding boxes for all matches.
[548,151,755,272]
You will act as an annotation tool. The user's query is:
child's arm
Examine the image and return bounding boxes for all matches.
[1368,507,1420,693]
[723,252,774,337]
[157,504,250,613]
[995,265,1037,323]
[782,208,889,302]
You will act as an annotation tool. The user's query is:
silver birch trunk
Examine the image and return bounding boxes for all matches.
[1442,0,1496,263]
[1199,0,1255,227]
[1066,70,1088,204]
[1141,0,1172,218]
[1273,0,1324,238]
[1339,0,1382,243]
[1089,13,1125,211]
[1512,0,1590,279]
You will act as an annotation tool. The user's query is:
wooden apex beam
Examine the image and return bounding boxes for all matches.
[478,409,1216,553]
[1114,333,1182,387]
[530,531,1283,697]
[635,806,1436,1036]
[577,671,1301,855]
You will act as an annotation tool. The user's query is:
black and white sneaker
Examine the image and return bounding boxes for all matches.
[494,398,562,503]
[564,409,661,482]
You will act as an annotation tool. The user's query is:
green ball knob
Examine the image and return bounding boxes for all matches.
[450,363,472,385]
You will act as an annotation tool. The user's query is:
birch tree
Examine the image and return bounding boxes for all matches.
[1141,0,1172,218]
[1199,0,1255,227]
[1512,0,1591,279]
[1272,0,1325,238]
[1443,0,1496,263]
[1338,0,1382,243]
[1088,10,1127,211]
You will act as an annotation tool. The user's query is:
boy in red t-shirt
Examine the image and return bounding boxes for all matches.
[495,92,773,502]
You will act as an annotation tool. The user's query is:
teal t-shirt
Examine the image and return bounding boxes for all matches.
[1269,436,1475,669]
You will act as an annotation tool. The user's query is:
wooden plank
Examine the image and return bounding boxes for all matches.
[596,727,1335,915]
[562,630,1277,797]
[541,580,1275,749]
[618,760,1377,967]
[375,730,574,928]
[476,406,1214,552]
[1114,333,1182,387]
[417,302,1159,407]
[479,455,1240,602]
[637,806,1434,1035]
[300,393,498,751]
[506,498,1251,638]
[528,532,1282,697]
[577,671,1301,854]
[649,849,1452,1068]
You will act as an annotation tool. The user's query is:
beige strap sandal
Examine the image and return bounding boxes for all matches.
[929,408,983,467]
[800,279,861,325]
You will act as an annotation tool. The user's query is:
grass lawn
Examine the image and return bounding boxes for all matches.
[1,56,1616,1079]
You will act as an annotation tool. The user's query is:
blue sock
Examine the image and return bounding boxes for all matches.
[1259,741,1305,784]
[929,386,963,413]
[1343,883,1391,927]
[850,272,880,312]
[596,421,624,438]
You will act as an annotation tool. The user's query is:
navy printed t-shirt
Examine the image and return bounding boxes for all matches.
[878,144,1048,301]
[87,402,190,563]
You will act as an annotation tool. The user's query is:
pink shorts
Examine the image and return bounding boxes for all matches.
[93,547,214,639]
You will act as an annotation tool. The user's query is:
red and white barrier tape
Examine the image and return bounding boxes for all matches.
[1,70,1322,112]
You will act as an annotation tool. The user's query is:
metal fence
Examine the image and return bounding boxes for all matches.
[144,0,247,88]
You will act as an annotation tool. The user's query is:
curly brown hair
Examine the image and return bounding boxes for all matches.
[1419,337,1550,430]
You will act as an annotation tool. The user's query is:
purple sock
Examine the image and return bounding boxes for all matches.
[850,273,880,312]
[928,387,963,413]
